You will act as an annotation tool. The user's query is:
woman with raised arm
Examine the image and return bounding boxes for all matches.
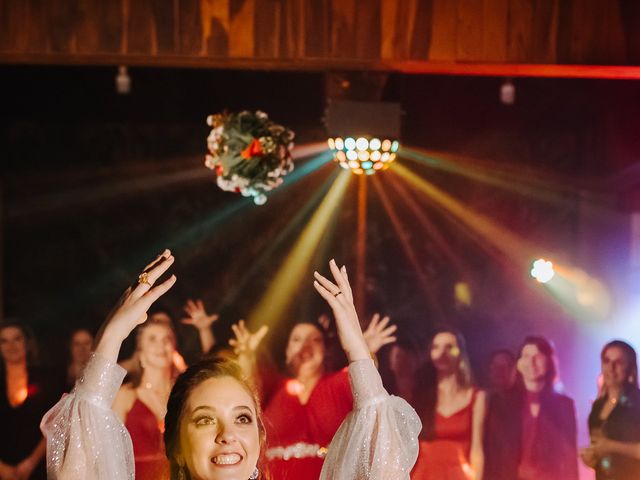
[65,328,94,391]
[42,250,177,479]
[41,254,420,479]
[112,300,218,479]
[230,310,398,479]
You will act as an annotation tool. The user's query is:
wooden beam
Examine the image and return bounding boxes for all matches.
[2,52,640,79]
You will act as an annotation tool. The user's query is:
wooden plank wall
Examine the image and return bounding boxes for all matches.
[0,0,638,67]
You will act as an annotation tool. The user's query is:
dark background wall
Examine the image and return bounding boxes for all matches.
[2,67,640,448]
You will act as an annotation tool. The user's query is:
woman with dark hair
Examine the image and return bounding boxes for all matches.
[486,349,516,394]
[581,340,640,479]
[229,311,398,479]
[483,336,578,480]
[42,253,421,479]
[411,327,486,480]
[387,336,424,405]
[0,321,57,480]
[65,328,94,390]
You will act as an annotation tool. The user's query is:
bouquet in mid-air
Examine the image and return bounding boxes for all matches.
[205,110,295,205]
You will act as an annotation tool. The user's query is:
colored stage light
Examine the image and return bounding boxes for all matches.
[361,161,373,170]
[345,137,357,150]
[531,259,555,283]
[358,150,370,161]
[328,135,399,175]
[356,137,369,151]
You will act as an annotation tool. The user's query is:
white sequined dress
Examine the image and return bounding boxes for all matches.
[41,353,420,479]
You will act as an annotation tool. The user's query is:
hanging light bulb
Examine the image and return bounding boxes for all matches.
[115,65,131,95]
[500,78,515,105]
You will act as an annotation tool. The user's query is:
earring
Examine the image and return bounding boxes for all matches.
[249,467,259,480]
[178,466,186,480]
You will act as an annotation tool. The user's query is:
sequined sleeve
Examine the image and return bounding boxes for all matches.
[40,352,134,480]
[319,358,421,479]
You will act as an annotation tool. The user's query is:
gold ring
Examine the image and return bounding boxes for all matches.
[138,272,151,286]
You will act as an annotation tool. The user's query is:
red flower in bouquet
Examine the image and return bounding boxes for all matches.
[241,138,264,159]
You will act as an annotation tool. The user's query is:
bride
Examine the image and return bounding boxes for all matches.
[41,251,421,479]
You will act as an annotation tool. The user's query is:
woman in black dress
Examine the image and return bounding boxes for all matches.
[0,321,58,480]
[582,340,640,479]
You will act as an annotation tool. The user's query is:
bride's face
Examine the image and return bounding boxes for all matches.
[179,376,260,480]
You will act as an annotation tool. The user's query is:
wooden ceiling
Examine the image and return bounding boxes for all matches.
[1,0,640,78]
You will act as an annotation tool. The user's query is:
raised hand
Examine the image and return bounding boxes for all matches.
[181,299,219,331]
[229,320,269,356]
[363,313,397,354]
[313,259,369,362]
[96,250,176,361]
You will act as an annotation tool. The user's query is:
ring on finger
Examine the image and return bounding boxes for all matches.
[138,272,152,286]
[333,290,343,297]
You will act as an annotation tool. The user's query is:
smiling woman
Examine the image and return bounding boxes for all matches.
[112,319,178,480]
[41,253,421,480]
[1,321,59,480]
[164,359,264,480]
[582,341,640,480]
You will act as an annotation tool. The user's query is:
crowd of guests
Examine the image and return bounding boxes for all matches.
[1,259,640,479]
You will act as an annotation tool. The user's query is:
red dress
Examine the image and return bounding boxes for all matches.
[411,389,478,480]
[263,370,353,480]
[124,399,170,480]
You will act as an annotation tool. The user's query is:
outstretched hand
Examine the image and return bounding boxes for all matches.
[229,320,269,356]
[313,259,369,362]
[95,250,177,361]
[363,313,397,354]
[181,299,219,331]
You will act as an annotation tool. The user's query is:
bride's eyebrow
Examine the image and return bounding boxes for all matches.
[233,405,254,412]
[191,405,215,414]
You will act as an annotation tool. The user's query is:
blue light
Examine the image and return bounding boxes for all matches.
[344,137,356,150]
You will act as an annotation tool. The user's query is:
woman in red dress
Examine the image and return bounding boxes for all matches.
[411,327,486,480]
[112,300,218,480]
[231,313,397,480]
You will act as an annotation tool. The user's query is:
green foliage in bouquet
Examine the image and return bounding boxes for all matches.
[205,111,295,205]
